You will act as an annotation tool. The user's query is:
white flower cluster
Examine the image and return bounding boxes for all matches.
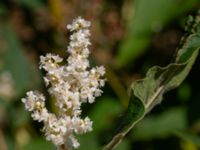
[22,17,105,149]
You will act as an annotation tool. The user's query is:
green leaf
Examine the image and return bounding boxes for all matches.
[132,52,197,113]
[117,0,198,67]
[132,108,187,140]
[103,14,200,150]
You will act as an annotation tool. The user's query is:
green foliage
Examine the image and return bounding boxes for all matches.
[115,140,131,150]
[177,82,191,102]
[17,0,44,10]
[174,131,200,147]
[0,4,7,16]
[78,133,99,150]
[132,108,187,140]
[22,139,55,150]
[104,14,200,150]
[117,0,198,67]
[89,97,123,132]
[77,97,123,150]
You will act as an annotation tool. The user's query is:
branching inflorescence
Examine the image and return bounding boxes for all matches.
[22,17,106,150]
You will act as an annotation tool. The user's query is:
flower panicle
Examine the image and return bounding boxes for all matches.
[22,17,105,149]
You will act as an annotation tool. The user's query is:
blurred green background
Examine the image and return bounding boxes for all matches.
[0,0,200,150]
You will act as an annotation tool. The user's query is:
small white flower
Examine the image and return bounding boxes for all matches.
[22,91,45,111]
[39,53,63,71]
[72,117,93,134]
[67,17,91,31]
[31,108,49,122]
[96,66,106,76]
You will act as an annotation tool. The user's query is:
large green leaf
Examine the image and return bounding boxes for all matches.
[103,14,200,150]
[117,0,198,67]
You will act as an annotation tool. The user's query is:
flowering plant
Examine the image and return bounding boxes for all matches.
[21,14,200,150]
